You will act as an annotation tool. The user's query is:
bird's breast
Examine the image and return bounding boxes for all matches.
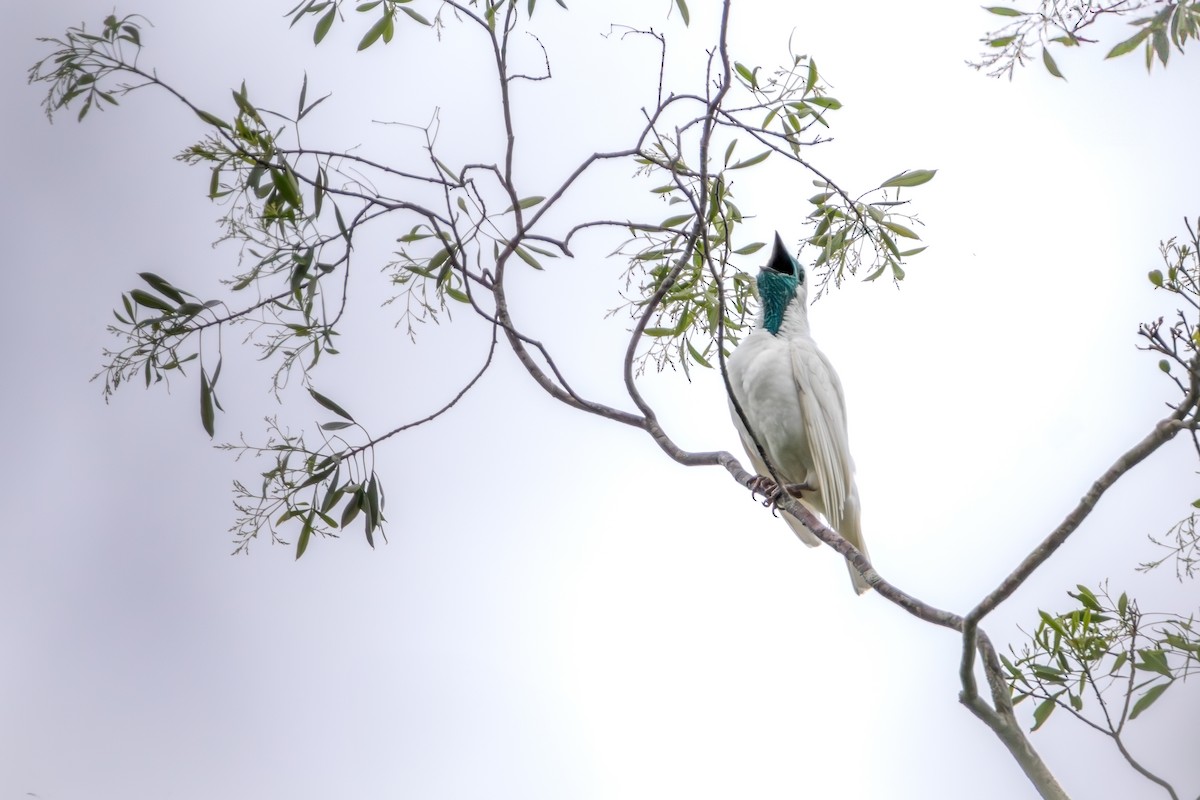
[727,332,814,484]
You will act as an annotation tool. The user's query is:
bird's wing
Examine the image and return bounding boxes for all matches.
[789,343,854,533]
[727,337,822,548]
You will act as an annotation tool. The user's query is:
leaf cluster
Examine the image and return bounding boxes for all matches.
[224,397,385,558]
[27,13,145,122]
[974,1,1200,80]
[616,48,935,376]
[1003,585,1199,735]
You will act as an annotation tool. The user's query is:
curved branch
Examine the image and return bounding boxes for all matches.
[961,391,1199,689]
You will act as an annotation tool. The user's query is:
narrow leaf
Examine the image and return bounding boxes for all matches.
[129,289,175,313]
[881,221,919,239]
[295,510,314,559]
[139,272,187,304]
[400,6,431,25]
[195,109,231,129]
[1128,682,1170,720]
[880,169,937,188]
[1030,697,1057,731]
[314,5,336,43]
[1106,27,1151,59]
[308,388,354,421]
[358,13,389,50]
[514,246,543,270]
[1041,47,1065,79]
[733,242,765,255]
[200,367,215,437]
[674,0,690,26]
[729,150,771,170]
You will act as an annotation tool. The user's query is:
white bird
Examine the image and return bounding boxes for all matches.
[726,232,871,594]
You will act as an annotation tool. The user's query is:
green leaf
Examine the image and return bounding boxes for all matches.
[138,272,187,304]
[200,367,215,438]
[985,6,1024,16]
[734,62,755,86]
[320,421,355,431]
[129,289,175,313]
[1149,269,1164,286]
[271,167,303,210]
[308,387,354,421]
[358,13,390,50]
[313,5,336,43]
[674,0,690,26]
[1030,696,1057,731]
[341,488,364,528]
[295,510,314,559]
[999,653,1024,681]
[194,109,231,129]
[881,221,919,239]
[1074,585,1102,612]
[729,151,770,170]
[808,96,842,110]
[1041,47,1065,79]
[508,195,545,211]
[1029,663,1066,683]
[1106,27,1152,59]
[723,139,737,165]
[366,475,380,524]
[1159,359,1172,373]
[661,214,693,229]
[1129,682,1171,720]
[400,6,431,25]
[1152,25,1170,65]
[733,242,765,255]
[514,246,543,270]
[988,35,1017,47]
[880,169,937,188]
[1136,648,1172,677]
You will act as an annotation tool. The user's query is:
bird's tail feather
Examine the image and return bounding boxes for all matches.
[783,495,871,594]
[839,494,871,595]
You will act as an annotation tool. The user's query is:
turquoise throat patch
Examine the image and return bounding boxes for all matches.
[757,269,798,335]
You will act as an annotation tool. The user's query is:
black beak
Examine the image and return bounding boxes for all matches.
[767,232,794,276]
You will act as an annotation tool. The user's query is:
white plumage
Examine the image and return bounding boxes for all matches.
[726,233,871,594]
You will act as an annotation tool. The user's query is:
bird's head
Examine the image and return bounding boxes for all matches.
[757,232,806,335]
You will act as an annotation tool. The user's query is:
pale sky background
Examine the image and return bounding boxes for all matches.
[3,1,1198,799]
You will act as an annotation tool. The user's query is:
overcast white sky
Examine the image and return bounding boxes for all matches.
[3,1,1198,799]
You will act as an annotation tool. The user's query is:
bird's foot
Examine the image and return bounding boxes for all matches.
[748,477,814,509]
[748,475,782,507]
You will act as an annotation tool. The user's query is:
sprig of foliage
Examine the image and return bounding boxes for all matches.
[1002,584,1198,797]
[223,399,385,558]
[1136,218,1200,584]
[27,13,146,122]
[614,46,935,375]
[974,0,1200,80]
[1003,585,1199,730]
[1140,512,1200,580]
